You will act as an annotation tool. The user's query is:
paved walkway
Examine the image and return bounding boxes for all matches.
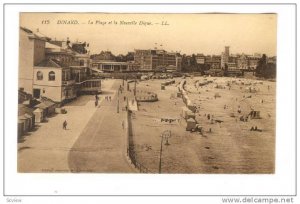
[17,80,117,172]
[68,80,135,173]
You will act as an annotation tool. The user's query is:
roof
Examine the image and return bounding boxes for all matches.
[35,31,50,40]
[33,108,43,113]
[18,115,28,120]
[20,27,51,41]
[69,66,88,69]
[34,97,56,109]
[40,97,56,106]
[182,106,192,113]
[21,98,40,108]
[92,61,129,65]
[46,42,62,49]
[186,111,195,116]
[49,40,65,47]
[18,119,24,124]
[18,104,34,116]
[20,27,33,34]
[34,103,48,109]
[90,68,104,73]
[187,118,196,122]
[24,113,33,118]
[35,59,62,68]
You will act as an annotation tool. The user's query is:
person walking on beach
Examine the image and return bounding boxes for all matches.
[63,120,67,130]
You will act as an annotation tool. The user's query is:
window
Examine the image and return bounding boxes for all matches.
[79,60,84,66]
[49,71,55,81]
[37,71,43,80]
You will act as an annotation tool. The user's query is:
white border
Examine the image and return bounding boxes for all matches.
[3,4,296,196]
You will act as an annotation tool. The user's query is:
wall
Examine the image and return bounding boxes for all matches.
[33,39,46,66]
[32,84,62,102]
[19,30,34,94]
[33,67,63,102]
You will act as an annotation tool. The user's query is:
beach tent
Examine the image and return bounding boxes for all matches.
[18,119,24,138]
[186,118,197,131]
[181,107,195,120]
[33,108,44,123]
[18,104,35,135]
[249,110,261,119]
[19,115,30,133]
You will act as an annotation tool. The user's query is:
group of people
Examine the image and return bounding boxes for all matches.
[104,96,112,101]
[161,118,179,123]
[250,126,262,132]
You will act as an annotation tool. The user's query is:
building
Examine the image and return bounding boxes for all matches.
[227,62,237,70]
[247,56,260,70]
[33,58,77,102]
[91,51,116,61]
[19,27,101,104]
[236,54,249,70]
[134,49,154,71]
[70,43,101,94]
[134,49,182,72]
[32,40,80,102]
[91,61,129,72]
[205,55,221,69]
[196,54,205,64]
[19,27,50,95]
[267,56,276,64]
[221,46,230,68]
[90,60,140,72]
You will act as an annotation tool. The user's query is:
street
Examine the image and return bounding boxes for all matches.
[18,79,134,173]
[68,80,134,173]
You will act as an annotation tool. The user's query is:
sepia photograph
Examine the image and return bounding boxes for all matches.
[17,12,277,174]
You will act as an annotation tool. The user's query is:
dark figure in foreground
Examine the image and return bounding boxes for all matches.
[63,120,67,130]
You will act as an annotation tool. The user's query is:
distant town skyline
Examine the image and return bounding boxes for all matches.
[20,13,277,56]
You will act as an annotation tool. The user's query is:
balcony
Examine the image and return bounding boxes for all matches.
[78,79,101,94]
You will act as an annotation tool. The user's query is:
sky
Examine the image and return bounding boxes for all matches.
[20,13,277,56]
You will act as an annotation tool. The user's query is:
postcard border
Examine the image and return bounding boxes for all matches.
[2,2,297,197]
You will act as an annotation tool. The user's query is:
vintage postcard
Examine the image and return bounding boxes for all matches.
[18,13,277,174]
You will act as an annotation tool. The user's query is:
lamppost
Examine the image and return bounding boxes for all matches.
[158,130,171,174]
[117,99,119,113]
[134,77,137,96]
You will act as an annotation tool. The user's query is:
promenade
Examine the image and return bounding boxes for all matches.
[68,80,134,173]
[18,79,134,173]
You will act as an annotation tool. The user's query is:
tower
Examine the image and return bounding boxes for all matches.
[225,46,230,58]
[221,46,230,69]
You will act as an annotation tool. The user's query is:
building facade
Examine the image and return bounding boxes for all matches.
[33,59,77,102]
[221,46,230,69]
[205,55,221,69]
[236,54,249,70]
[19,27,49,95]
[134,49,182,72]
[196,54,205,64]
[19,27,101,104]
[247,56,260,70]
